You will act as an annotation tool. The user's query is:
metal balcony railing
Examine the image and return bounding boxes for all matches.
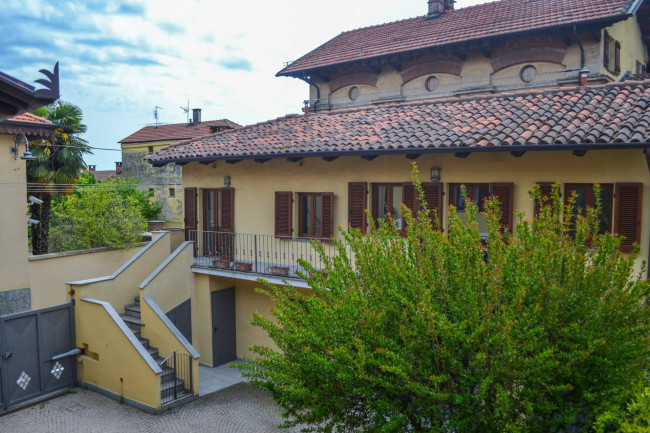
[187,230,348,279]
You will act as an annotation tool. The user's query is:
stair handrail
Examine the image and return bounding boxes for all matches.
[158,352,174,366]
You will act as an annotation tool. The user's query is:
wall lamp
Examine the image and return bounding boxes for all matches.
[430,167,441,182]
[10,135,35,161]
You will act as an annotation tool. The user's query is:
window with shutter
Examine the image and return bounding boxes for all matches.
[298,192,335,238]
[275,191,293,237]
[615,183,643,253]
[220,188,234,233]
[421,182,444,228]
[184,187,197,240]
[565,183,613,235]
[348,183,367,232]
[604,30,611,70]
[534,183,554,217]
[371,183,405,233]
[614,41,621,75]
[490,183,514,233]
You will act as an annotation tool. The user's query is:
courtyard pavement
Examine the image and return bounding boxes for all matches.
[0,382,300,433]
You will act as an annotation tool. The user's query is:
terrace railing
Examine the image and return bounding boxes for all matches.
[187,230,349,279]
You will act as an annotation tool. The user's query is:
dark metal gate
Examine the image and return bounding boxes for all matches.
[0,303,76,412]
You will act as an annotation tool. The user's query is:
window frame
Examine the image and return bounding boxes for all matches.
[603,30,621,75]
[297,192,331,239]
[371,183,406,234]
[564,183,614,234]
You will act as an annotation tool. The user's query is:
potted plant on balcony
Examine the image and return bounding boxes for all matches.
[234,262,253,272]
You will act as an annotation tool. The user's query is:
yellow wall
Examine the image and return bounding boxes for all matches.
[28,244,145,310]
[140,241,194,313]
[69,232,174,312]
[140,297,199,393]
[184,150,650,273]
[76,299,161,409]
[603,16,649,79]
[0,134,31,293]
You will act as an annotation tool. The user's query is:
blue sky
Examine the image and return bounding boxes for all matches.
[1,0,485,170]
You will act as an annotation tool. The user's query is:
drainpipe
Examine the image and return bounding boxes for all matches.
[573,25,585,68]
[306,77,321,113]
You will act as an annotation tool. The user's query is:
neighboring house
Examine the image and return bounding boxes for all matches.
[87,163,120,181]
[277,0,649,112]
[119,109,239,227]
[146,0,650,369]
[0,66,59,316]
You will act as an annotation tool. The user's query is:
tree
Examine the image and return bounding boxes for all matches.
[49,184,147,252]
[28,101,91,254]
[238,171,650,433]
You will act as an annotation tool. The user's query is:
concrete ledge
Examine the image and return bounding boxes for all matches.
[29,242,148,261]
[192,266,311,288]
[139,242,193,289]
[69,233,169,286]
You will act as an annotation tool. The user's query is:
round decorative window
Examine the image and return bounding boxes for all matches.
[520,65,537,83]
[425,75,439,92]
[348,86,360,101]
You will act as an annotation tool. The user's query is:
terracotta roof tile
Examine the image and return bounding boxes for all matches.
[7,112,52,124]
[278,0,631,76]
[119,119,241,144]
[149,81,650,165]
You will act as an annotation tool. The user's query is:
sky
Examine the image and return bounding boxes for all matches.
[1,0,487,170]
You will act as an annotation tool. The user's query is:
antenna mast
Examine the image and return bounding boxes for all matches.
[180,100,190,123]
[153,106,163,125]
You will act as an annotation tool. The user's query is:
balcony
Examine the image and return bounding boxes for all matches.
[187,230,346,281]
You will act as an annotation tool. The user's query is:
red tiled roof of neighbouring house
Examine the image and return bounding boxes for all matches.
[91,170,118,181]
[119,119,241,144]
[6,112,53,125]
[148,80,650,165]
[278,0,634,77]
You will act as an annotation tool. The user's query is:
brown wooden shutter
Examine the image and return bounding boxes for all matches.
[534,182,554,217]
[348,183,367,232]
[421,182,444,228]
[604,31,611,70]
[184,187,197,240]
[220,187,234,232]
[402,183,418,214]
[322,193,335,238]
[275,191,293,237]
[490,183,514,233]
[614,183,643,253]
[614,41,621,75]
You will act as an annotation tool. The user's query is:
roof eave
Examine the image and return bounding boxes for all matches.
[149,142,650,166]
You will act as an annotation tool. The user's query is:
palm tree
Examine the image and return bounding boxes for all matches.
[28,101,92,255]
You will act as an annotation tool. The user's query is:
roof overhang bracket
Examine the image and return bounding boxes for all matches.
[322,156,339,162]
[254,158,271,164]
[511,151,526,158]
[225,159,242,164]
[479,47,491,59]
[405,153,421,160]
[572,150,587,157]
[361,155,378,161]
[455,152,471,159]
[645,148,650,174]
[175,162,189,166]
[287,157,304,163]
[199,160,217,165]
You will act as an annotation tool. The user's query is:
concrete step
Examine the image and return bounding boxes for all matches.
[121,314,144,326]
[161,377,186,393]
[146,346,159,357]
[134,295,140,306]
[137,336,150,347]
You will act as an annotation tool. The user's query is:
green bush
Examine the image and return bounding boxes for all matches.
[49,185,147,252]
[238,171,650,433]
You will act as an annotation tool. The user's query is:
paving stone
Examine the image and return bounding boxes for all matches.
[0,383,300,433]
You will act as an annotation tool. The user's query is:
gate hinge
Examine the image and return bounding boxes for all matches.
[1,351,12,360]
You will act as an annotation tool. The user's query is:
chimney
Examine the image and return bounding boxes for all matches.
[579,67,589,87]
[115,161,123,175]
[88,165,96,172]
[192,108,202,125]
[428,0,454,17]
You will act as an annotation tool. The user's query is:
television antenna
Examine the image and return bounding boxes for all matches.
[180,100,190,123]
[153,106,163,125]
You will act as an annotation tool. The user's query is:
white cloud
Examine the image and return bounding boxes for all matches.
[2,0,488,169]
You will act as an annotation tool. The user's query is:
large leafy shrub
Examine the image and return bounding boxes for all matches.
[238,171,650,433]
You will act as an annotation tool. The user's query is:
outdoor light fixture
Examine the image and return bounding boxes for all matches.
[224,175,231,187]
[430,167,441,182]
[10,134,35,161]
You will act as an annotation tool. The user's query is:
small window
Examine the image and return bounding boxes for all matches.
[604,31,621,75]
[565,184,613,235]
[169,188,175,197]
[298,192,334,238]
[425,75,439,92]
[520,65,537,83]
[636,60,646,75]
[148,146,154,155]
[348,86,360,101]
[372,183,404,232]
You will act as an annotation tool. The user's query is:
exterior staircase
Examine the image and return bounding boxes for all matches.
[120,296,193,406]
